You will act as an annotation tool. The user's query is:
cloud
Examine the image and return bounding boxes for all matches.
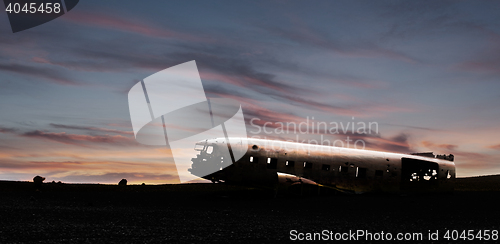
[278,94,360,116]
[0,126,17,134]
[4,126,137,148]
[82,43,366,117]
[167,48,302,94]
[422,141,458,151]
[0,63,77,85]
[0,160,86,169]
[261,24,418,63]
[62,11,203,42]
[201,70,401,118]
[375,0,477,41]
[337,132,412,153]
[379,133,412,152]
[454,33,500,75]
[0,158,180,184]
[11,21,398,118]
[488,144,500,150]
[456,60,500,75]
[205,82,359,117]
[382,123,440,131]
[421,140,492,169]
[454,41,500,75]
[22,130,137,146]
[49,123,134,135]
[245,107,412,153]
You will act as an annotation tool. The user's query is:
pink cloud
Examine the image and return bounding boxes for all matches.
[453,34,500,74]
[488,144,500,150]
[63,11,205,42]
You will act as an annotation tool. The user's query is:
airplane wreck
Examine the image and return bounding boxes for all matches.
[126,62,455,194]
[190,137,455,194]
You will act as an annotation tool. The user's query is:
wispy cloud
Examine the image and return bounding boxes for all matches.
[422,141,458,151]
[50,123,134,136]
[0,126,17,134]
[333,132,412,153]
[262,24,418,63]
[488,144,500,150]
[0,158,179,183]
[0,63,77,85]
[244,105,412,153]
[421,140,491,169]
[63,11,204,42]
[454,34,500,75]
[22,130,137,146]
[382,123,440,131]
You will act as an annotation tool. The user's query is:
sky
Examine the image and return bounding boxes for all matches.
[1,0,500,184]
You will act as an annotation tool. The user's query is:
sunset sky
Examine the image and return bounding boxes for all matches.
[1,0,500,184]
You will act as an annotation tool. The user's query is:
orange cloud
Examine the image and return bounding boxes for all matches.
[22,130,137,146]
[422,141,458,150]
[488,144,500,150]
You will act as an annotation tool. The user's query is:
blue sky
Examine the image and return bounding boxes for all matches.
[1,0,500,183]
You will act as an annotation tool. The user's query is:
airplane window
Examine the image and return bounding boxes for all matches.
[340,166,348,173]
[356,167,367,178]
[303,162,313,169]
[250,156,258,163]
[267,158,277,169]
[322,164,330,171]
[286,161,295,167]
[206,146,213,154]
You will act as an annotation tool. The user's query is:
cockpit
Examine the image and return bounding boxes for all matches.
[194,141,215,155]
[190,141,226,180]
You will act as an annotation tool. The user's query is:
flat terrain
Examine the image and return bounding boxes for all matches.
[1,176,499,243]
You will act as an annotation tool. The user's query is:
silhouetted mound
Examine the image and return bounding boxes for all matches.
[33,176,45,184]
[32,175,45,190]
[118,178,127,186]
[0,176,499,243]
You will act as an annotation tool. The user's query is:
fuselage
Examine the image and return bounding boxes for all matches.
[189,137,456,194]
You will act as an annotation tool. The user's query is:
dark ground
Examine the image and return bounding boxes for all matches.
[1,176,499,243]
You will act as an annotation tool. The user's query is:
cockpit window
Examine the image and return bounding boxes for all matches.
[206,146,214,154]
[194,144,205,151]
